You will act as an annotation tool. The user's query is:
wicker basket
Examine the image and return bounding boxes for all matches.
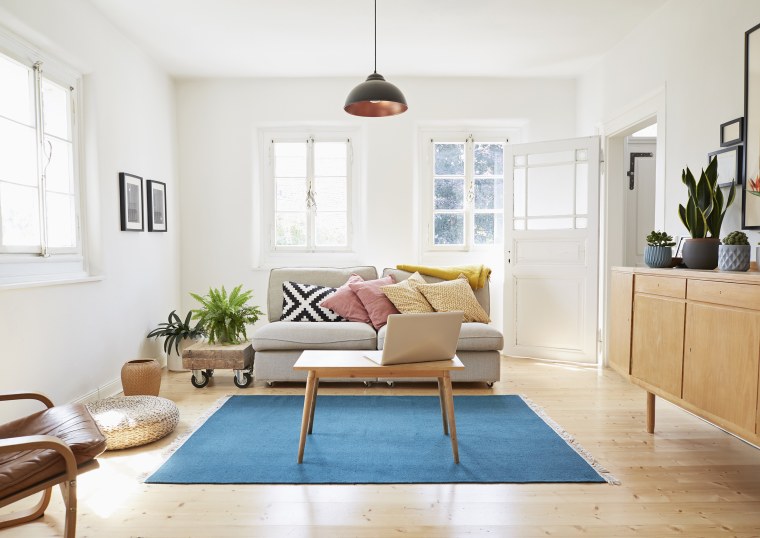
[121,359,162,396]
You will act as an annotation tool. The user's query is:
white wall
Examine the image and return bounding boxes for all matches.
[176,77,577,333]
[0,0,179,420]
[578,0,760,243]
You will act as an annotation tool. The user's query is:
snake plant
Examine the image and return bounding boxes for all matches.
[677,156,736,238]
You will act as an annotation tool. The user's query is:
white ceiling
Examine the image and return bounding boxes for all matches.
[88,0,667,78]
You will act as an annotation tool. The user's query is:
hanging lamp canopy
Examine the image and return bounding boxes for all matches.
[344,0,407,117]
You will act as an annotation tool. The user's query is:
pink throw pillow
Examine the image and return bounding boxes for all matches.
[319,274,371,323]
[348,275,399,329]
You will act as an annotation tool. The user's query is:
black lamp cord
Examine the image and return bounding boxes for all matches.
[374,0,377,74]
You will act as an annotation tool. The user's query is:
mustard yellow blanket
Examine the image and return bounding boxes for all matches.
[396,264,491,289]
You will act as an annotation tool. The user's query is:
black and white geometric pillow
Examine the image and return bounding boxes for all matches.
[281,281,346,322]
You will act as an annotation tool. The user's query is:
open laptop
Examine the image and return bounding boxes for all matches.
[364,311,463,365]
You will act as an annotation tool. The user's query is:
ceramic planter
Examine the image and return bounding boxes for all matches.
[682,238,720,270]
[167,337,198,372]
[718,244,751,271]
[644,245,673,268]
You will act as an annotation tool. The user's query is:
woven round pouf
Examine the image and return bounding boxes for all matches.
[121,359,162,396]
[86,395,179,450]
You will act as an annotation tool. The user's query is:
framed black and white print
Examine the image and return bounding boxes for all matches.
[146,180,167,232]
[119,172,143,231]
[743,22,760,229]
[708,145,743,188]
[720,117,744,147]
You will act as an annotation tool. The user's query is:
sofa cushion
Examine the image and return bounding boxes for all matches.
[319,274,371,323]
[416,275,491,323]
[268,267,379,322]
[383,268,490,314]
[381,272,434,313]
[281,281,345,322]
[252,321,377,351]
[377,322,503,351]
[348,276,400,329]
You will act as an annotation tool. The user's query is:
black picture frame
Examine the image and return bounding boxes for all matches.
[743,22,760,229]
[146,180,167,232]
[708,145,743,188]
[119,172,143,231]
[720,117,744,147]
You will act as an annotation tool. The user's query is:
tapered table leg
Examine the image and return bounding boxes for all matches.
[442,372,459,464]
[437,377,449,435]
[308,378,319,434]
[646,391,655,434]
[297,371,316,463]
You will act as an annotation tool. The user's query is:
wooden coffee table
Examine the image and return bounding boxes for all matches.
[293,350,465,464]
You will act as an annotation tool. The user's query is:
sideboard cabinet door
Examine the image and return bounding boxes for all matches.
[609,271,634,376]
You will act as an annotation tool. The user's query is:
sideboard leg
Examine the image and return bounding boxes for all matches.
[646,392,655,433]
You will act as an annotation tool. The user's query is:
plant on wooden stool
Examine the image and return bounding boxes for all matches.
[147,310,206,354]
[191,285,263,344]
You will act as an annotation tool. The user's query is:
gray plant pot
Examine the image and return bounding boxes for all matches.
[644,245,673,268]
[718,244,751,271]
[682,238,720,270]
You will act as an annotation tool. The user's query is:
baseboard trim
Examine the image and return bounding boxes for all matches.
[72,377,122,405]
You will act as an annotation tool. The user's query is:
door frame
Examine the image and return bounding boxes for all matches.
[599,87,667,367]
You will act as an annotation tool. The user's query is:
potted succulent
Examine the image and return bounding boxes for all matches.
[677,156,736,269]
[719,231,751,271]
[191,285,263,344]
[644,230,676,268]
[147,310,206,371]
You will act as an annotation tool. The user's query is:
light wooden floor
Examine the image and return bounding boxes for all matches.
[4,357,760,537]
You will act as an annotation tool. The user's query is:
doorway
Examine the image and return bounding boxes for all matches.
[623,124,657,266]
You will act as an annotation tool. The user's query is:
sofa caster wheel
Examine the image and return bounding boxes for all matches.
[486,382,495,388]
[387,381,395,388]
[363,381,373,387]
[266,381,275,387]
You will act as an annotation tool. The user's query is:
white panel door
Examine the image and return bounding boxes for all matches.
[504,136,600,363]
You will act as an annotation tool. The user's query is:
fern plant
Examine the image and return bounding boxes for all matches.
[147,310,205,354]
[677,156,736,238]
[190,285,263,344]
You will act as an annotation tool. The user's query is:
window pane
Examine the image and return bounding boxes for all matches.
[513,218,525,230]
[0,118,37,186]
[315,212,347,246]
[576,162,588,215]
[0,54,33,125]
[0,182,40,247]
[514,168,526,217]
[314,177,346,211]
[474,212,503,245]
[527,150,574,166]
[474,177,504,210]
[274,143,306,177]
[46,192,76,248]
[514,155,526,167]
[474,143,504,175]
[275,212,306,246]
[434,213,464,245]
[41,78,70,140]
[434,177,464,210]
[576,217,588,229]
[314,142,346,176]
[526,164,575,216]
[276,178,306,211]
[44,137,74,194]
[434,143,464,175]
[527,217,574,230]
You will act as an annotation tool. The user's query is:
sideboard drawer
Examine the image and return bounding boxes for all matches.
[635,274,686,299]
[687,279,760,310]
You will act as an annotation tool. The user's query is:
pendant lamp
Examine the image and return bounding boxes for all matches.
[344,0,408,117]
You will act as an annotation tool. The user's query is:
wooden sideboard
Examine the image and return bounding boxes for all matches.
[610,266,760,445]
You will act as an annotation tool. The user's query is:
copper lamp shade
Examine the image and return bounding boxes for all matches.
[344,1,408,117]
[344,73,407,117]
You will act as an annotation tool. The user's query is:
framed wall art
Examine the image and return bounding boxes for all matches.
[743,22,760,229]
[720,117,744,147]
[146,180,167,232]
[119,172,143,231]
[708,145,743,189]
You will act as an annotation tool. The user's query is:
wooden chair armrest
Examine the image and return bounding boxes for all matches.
[0,392,55,409]
[0,435,78,479]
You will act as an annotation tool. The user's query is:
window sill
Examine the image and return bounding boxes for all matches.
[0,274,104,291]
[255,250,361,271]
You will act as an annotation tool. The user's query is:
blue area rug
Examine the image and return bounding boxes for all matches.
[146,395,611,484]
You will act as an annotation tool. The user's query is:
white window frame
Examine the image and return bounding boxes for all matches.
[421,129,517,252]
[0,28,88,287]
[256,127,361,267]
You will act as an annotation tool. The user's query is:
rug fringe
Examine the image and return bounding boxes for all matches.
[518,394,621,485]
[139,394,233,482]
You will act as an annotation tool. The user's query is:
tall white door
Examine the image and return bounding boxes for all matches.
[504,136,600,363]
[624,138,656,267]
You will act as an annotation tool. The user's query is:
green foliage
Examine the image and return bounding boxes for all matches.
[147,310,205,355]
[677,157,736,238]
[191,285,263,345]
[722,231,749,245]
[646,230,675,247]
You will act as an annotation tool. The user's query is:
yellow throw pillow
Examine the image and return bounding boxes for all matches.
[381,272,434,313]
[416,274,491,323]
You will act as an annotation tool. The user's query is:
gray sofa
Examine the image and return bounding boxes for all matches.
[251,266,503,385]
